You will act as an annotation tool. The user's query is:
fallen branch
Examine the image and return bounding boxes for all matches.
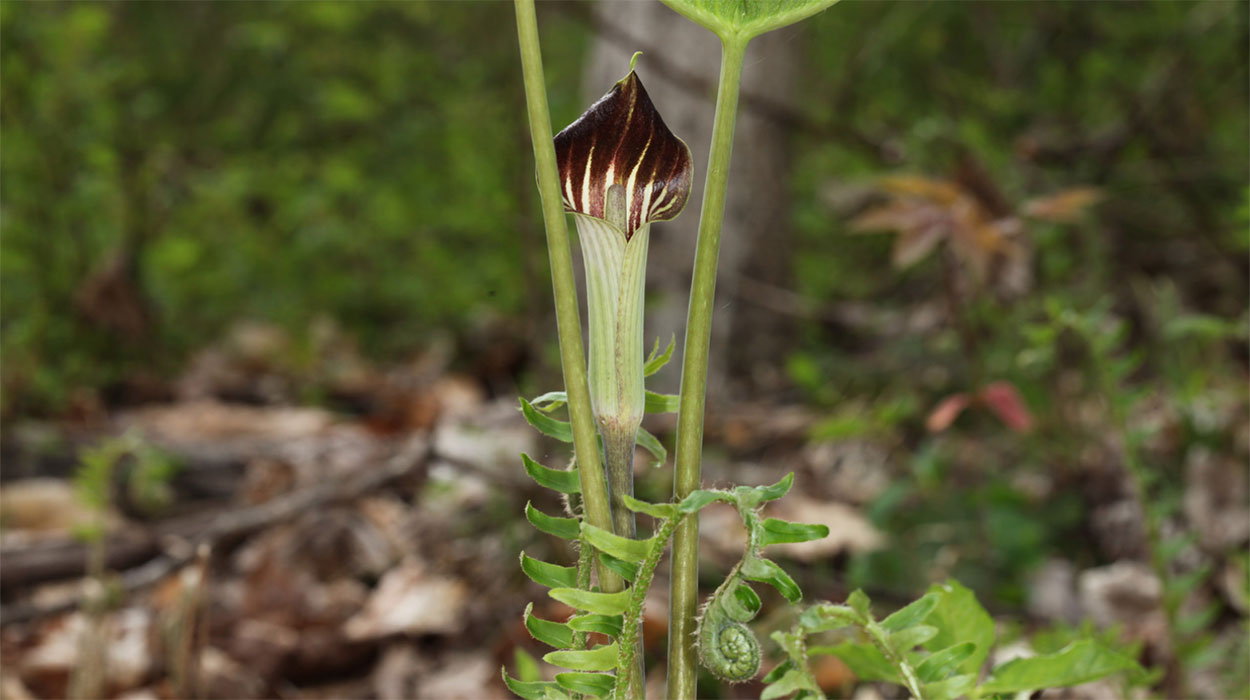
[0,437,430,626]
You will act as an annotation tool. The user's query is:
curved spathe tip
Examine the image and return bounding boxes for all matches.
[554,71,693,241]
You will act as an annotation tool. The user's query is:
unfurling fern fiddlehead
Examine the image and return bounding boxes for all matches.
[691,475,827,684]
[698,578,763,682]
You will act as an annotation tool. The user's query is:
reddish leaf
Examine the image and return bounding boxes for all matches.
[978,381,1034,433]
[926,392,971,433]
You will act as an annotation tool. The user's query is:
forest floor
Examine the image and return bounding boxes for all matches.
[0,321,1245,700]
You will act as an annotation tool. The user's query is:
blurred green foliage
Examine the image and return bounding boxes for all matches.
[790,0,1247,388]
[3,2,1244,418]
[1,1,589,415]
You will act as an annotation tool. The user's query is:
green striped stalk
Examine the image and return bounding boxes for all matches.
[554,61,692,539]
[577,213,649,538]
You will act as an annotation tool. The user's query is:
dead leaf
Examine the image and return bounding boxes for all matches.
[372,643,429,700]
[767,496,884,560]
[804,438,891,505]
[0,675,36,700]
[1183,446,1250,551]
[123,400,335,443]
[0,479,122,537]
[431,399,536,477]
[878,175,964,203]
[1078,562,1167,645]
[414,653,502,700]
[20,609,155,697]
[344,558,468,640]
[893,223,947,269]
[195,646,268,700]
[1022,188,1102,222]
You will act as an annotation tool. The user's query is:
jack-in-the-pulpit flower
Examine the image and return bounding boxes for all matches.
[554,64,692,538]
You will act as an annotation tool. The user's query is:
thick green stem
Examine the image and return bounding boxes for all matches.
[604,427,639,540]
[514,0,622,594]
[667,36,748,700]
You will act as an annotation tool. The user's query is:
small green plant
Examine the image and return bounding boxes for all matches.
[1023,295,1248,698]
[767,583,1143,700]
[69,431,180,700]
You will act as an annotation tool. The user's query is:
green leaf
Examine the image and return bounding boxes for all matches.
[826,641,900,683]
[759,518,829,547]
[799,603,860,632]
[554,672,616,697]
[1158,532,1196,560]
[529,391,569,411]
[915,642,976,682]
[980,640,1142,694]
[521,553,578,589]
[644,390,680,414]
[581,523,656,564]
[621,494,677,520]
[770,630,806,661]
[636,427,667,466]
[677,489,732,513]
[514,647,543,682]
[761,658,796,684]
[520,397,574,442]
[567,614,624,638]
[923,580,994,675]
[760,667,818,699]
[880,592,940,632]
[522,454,581,494]
[1168,564,1211,600]
[598,553,639,582]
[503,669,568,700]
[643,335,676,376]
[722,583,762,622]
[756,472,795,502]
[1175,600,1220,637]
[544,644,619,672]
[921,673,976,700]
[847,589,872,617]
[525,603,575,649]
[660,0,840,42]
[549,588,632,616]
[889,624,937,650]
[525,502,581,540]
[741,557,802,602]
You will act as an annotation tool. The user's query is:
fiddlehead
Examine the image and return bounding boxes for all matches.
[697,580,763,682]
[689,474,828,684]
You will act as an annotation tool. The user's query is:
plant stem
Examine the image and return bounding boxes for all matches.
[604,426,639,539]
[514,0,621,594]
[1090,341,1187,698]
[616,515,684,700]
[863,618,925,700]
[667,35,748,700]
